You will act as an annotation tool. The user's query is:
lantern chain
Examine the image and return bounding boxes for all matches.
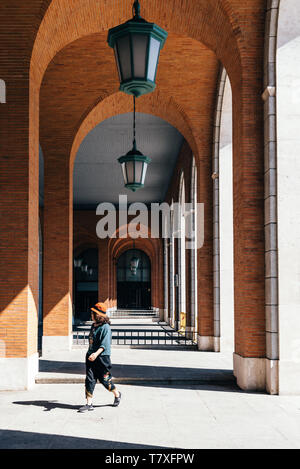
[133,1,141,19]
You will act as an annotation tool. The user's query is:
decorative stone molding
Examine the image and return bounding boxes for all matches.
[212,67,227,345]
[233,354,266,391]
[197,335,216,352]
[263,0,280,395]
[262,86,276,101]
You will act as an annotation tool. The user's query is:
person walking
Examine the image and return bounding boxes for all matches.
[79,302,121,412]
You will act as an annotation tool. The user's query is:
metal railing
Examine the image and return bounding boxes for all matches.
[73,328,197,347]
[109,308,159,318]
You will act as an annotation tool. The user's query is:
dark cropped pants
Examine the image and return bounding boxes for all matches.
[85,353,116,398]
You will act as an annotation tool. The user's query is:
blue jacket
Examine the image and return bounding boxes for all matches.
[87,323,111,356]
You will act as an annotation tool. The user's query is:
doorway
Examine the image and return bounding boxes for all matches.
[117,249,151,310]
[74,248,98,322]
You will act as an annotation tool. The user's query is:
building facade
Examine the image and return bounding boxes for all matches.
[0,0,299,395]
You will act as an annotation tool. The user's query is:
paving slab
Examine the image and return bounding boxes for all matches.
[1,382,300,449]
[3,319,297,449]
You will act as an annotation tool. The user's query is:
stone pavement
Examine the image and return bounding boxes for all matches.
[1,339,300,449]
[1,380,300,449]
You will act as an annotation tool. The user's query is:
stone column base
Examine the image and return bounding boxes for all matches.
[42,335,73,355]
[185,327,195,341]
[0,353,39,390]
[159,309,165,321]
[197,335,220,352]
[233,353,266,391]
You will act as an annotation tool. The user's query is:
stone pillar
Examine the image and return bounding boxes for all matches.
[177,175,186,331]
[169,210,175,327]
[42,155,73,353]
[263,0,280,395]
[211,66,227,353]
[277,0,300,395]
[187,158,198,342]
[163,237,169,323]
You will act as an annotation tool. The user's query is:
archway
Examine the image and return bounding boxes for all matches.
[73,247,99,322]
[117,249,151,310]
[0,0,273,394]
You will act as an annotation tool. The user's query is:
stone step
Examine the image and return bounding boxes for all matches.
[36,370,235,385]
[36,376,235,385]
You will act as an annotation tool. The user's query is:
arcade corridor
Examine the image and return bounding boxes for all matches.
[1,0,300,404]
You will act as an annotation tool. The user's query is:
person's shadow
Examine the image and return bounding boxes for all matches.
[13,400,113,412]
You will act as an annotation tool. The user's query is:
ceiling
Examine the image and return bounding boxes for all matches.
[72,112,184,208]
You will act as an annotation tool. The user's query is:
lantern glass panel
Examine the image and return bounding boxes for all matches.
[113,46,122,81]
[121,162,128,184]
[134,161,144,183]
[126,160,135,183]
[132,34,148,78]
[117,35,132,81]
[141,162,148,184]
[147,37,160,82]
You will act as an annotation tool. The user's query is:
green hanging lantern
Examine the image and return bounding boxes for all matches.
[107,0,168,98]
[118,96,151,192]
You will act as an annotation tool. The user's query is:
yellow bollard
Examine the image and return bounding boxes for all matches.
[179,312,186,333]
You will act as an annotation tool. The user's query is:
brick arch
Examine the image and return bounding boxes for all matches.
[70,90,198,172]
[109,228,163,310]
[111,239,158,263]
[73,242,98,259]
[32,1,267,386]
[30,0,244,93]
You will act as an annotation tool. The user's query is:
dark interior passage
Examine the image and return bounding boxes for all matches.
[74,248,98,321]
[117,249,151,310]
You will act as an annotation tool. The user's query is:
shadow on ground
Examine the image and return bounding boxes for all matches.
[12,400,113,411]
[39,360,234,380]
[0,429,170,449]
[36,361,267,394]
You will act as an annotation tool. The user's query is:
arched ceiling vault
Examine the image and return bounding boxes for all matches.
[31,0,244,90]
[36,1,266,207]
[40,32,220,199]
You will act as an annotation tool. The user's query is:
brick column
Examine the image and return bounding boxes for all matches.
[197,152,215,351]
[0,76,39,389]
[42,154,73,353]
[232,80,266,391]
